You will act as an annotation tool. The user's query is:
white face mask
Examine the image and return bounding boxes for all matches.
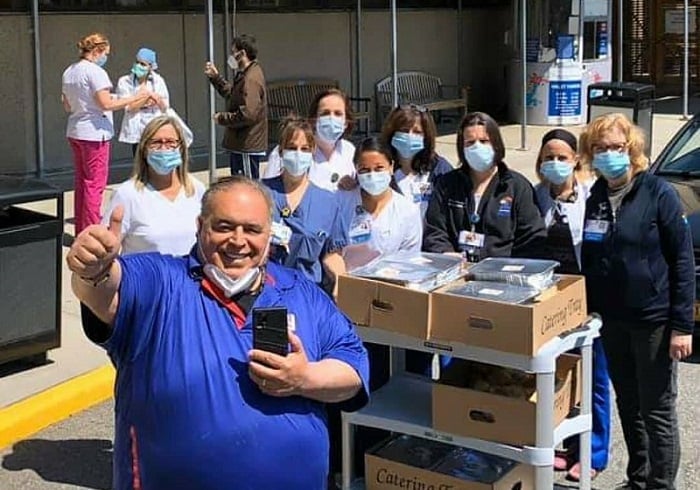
[199,238,271,298]
[227,55,237,71]
[203,264,261,298]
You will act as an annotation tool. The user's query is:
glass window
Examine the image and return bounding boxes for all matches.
[0,0,28,11]
[38,0,106,10]
[656,121,700,175]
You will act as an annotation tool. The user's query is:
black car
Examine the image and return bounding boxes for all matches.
[650,115,700,361]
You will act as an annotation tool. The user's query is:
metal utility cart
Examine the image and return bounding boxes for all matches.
[341,315,601,490]
[0,176,64,365]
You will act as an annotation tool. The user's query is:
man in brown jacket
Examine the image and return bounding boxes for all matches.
[205,34,268,178]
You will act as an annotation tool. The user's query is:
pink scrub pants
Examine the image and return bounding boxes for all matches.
[68,138,110,235]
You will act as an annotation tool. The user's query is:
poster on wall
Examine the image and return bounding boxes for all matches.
[665,8,697,34]
[548,80,582,124]
[583,0,607,17]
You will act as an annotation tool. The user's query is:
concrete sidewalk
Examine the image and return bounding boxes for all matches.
[0,110,689,450]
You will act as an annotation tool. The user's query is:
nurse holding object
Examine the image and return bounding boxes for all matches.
[533,129,611,482]
[382,104,453,217]
[423,112,545,261]
[263,89,357,192]
[337,137,422,272]
[261,118,348,294]
[335,137,422,481]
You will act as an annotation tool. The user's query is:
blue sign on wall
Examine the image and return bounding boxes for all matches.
[597,22,608,57]
[548,81,582,117]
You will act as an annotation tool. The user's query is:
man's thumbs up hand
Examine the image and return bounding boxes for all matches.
[66,206,124,281]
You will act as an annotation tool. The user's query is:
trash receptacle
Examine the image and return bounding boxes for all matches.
[587,82,655,154]
[0,176,63,365]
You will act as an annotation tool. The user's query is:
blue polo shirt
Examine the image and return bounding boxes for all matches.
[104,251,369,490]
[263,176,349,284]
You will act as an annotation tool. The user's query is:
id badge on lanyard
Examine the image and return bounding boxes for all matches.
[458,199,484,262]
[349,206,372,244]
[271,220,293,247]
[410,181,432,204]
[583,219,610,242]
[545,208,579,273]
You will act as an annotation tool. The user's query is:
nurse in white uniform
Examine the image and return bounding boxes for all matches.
[337,137,422,271]
[338,136,423,469]
[102,115,205,256]
[382,104,454,217]
[263,89,357,192]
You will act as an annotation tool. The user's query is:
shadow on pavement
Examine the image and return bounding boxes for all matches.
[1,438,112,490]
[0,355,53,379]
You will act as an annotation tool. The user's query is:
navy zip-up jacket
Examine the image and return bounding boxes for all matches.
[581,172,695,334]
[423,162,546,258]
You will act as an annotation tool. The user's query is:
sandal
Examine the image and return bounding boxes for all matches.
[566,462,599,482]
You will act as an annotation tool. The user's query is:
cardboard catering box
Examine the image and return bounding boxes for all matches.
[336,273,433,339]
[432,354,582,447]
[429,275,587,356]
[365,452,533,490]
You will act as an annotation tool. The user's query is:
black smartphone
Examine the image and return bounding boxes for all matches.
[252,307,289,356]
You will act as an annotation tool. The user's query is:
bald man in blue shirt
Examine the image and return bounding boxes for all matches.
[68,175,369,490]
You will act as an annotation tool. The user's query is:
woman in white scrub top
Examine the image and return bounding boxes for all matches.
[103,115,205,256]
[263,89,357,192]
[337,137,422,271]
[382,104,453,217]
[337,136,423,473]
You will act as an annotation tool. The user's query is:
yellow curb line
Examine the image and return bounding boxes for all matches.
[0,364,115,450]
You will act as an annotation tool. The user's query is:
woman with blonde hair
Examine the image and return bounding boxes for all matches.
[102,115,205,255]
[580,113,694,490]
[62,32,153,234]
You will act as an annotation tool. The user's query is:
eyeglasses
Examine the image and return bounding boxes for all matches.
[147,139,181,150]
[135,60,150,67]
[592,142,627,154]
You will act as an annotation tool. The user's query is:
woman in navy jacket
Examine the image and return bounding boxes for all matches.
[580,113,694,490]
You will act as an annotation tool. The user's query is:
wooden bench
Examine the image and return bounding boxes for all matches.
[375,71,468,128]
[266,78,371,144]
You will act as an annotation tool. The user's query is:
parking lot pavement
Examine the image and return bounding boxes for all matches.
[0,359,698,489]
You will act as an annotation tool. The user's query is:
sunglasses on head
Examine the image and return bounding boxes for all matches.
[400,103,428,113]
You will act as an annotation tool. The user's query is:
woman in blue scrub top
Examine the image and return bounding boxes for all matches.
[534,129,610,482]
[382,104,453,217]
[262,118,348,294]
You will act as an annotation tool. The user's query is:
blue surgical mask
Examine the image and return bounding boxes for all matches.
[358,171,392,196]
[539,160,574,185]
[463,142,495,173]
[147,149,182,175]
[316,115,345,143]
[281,149,313,177]
[131,63,149,79]
[391,132,425,159]
[593,151,630,180]
[94,54,108,67]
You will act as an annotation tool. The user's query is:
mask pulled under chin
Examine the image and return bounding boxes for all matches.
[203,264,261,298]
